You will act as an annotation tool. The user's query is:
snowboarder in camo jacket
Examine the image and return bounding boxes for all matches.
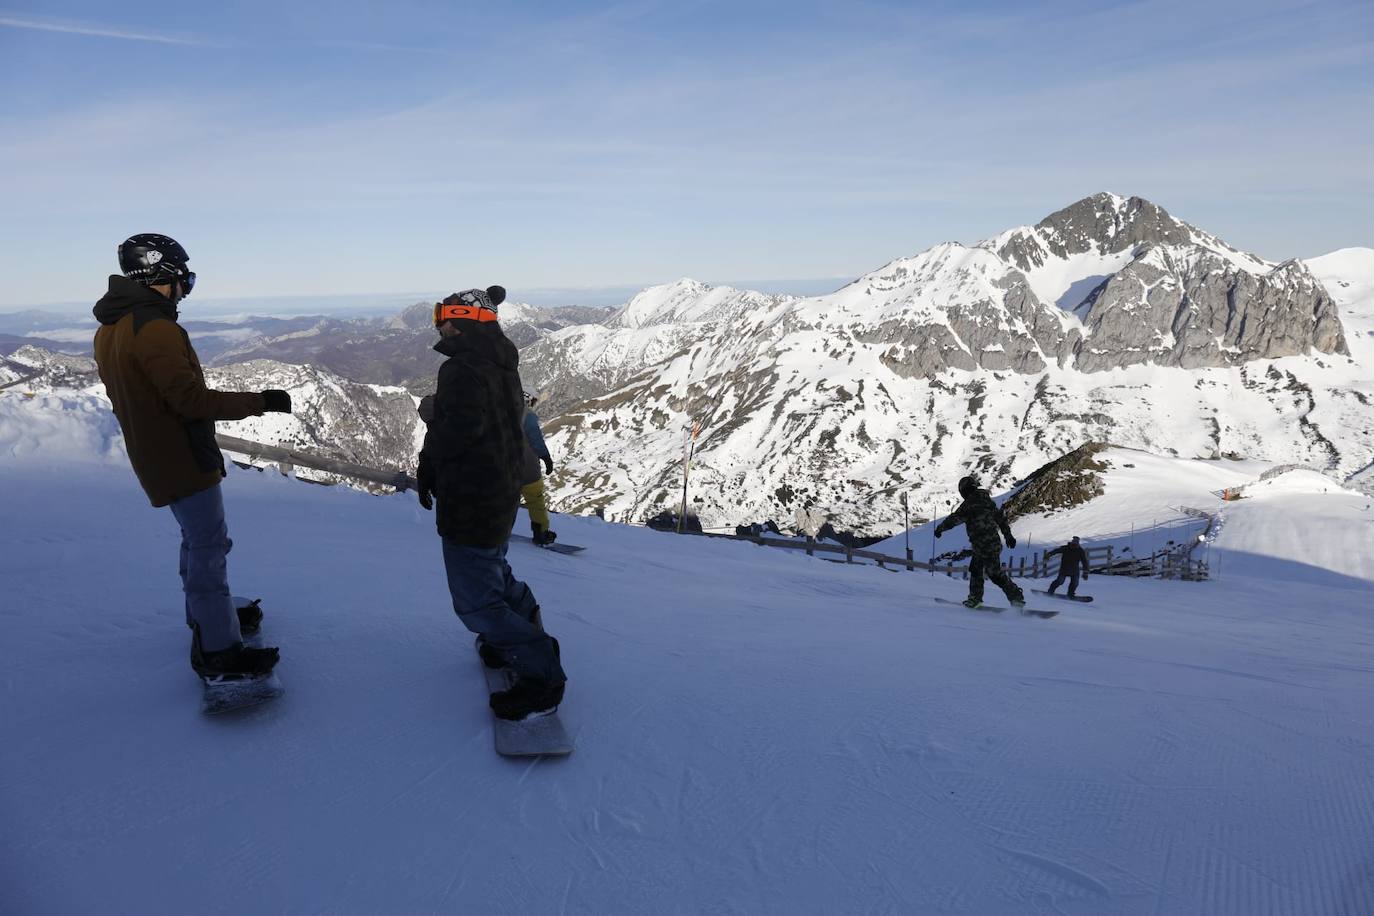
[934,475,1026,609]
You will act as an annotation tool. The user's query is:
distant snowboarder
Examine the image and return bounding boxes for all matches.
[92,234,289,685]
[1046,536,1090,597]
[416,287,568,721]
[934,475,1026,609]
[520,390,557,546]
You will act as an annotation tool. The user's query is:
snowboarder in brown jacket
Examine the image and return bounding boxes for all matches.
[93,234,291,680]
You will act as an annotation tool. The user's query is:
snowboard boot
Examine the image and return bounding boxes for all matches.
[479,633,558,670]
[197,643,280,681]
[477,639,509,670]
[490,676,565,721]
[531,524,558,547]
[236,599,263,637]
[1010,598,1027,609]
[962,597,982,609]
[1047,585,1058,595]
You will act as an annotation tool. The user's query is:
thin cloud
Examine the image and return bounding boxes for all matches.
[0,13,206,45]
[312,39,445,55]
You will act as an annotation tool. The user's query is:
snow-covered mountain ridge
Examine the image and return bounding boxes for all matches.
[518,201,1370,533]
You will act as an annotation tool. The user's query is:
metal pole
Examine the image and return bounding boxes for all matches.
[677,420,700,534]
[902,492,910,560]
[677,439,693,534]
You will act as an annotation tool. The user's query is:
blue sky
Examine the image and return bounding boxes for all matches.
[1,0,1370,309]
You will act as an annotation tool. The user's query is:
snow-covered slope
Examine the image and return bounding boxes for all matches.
[1209,469,1374,584]
[5,396,1374,915]
[873,446,1373,586]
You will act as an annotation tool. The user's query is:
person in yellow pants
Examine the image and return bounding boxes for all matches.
[520,390,557,545]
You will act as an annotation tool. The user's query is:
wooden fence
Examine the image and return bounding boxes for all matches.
[215,433,1208,583]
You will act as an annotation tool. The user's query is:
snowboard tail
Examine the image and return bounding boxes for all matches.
[480,663,574,757]
[200,597,284,715]
[933,597,1058,619]
[1033,590,1094,603]
[201,673,283,715]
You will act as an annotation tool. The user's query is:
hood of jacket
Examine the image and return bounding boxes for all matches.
[93,274,177,327]
[432,322,519,371]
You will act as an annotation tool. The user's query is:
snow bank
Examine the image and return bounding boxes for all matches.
[1212,469,1374,584]
[0,390,124,465]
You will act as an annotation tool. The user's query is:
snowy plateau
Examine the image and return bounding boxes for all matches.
[3,192,1374,914]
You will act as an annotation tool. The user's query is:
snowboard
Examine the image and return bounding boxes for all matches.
[201,672,284,715]
[200,599,284,715]
[479,655,574,758]
[510,533,585,555]
[933,597,1058,619]
[1033,590,1094,603]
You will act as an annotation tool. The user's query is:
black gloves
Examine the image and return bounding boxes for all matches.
[417,394,435,425]
[541,456,554,476]
[261,390,292,413]
[934,528,943,539]
[417,461,435,511]
[1006,536,1017,548]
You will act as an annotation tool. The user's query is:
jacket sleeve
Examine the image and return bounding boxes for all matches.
[135,320,265,421]
[1080,550,1091,573]
[1046,546,1065,559]
[522,411,551,462]
[994,506,1014,544]
[934,502,967,535]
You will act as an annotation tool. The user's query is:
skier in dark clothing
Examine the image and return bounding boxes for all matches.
[1046,536,1090,597]
[933,475,1026,608]
[416,286,568,721]
[92,234,289,683]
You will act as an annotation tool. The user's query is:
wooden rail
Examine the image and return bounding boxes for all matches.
[0,372,42,392]
[215,434,419,492]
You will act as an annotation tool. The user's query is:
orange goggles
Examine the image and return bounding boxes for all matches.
[433,302,499,325]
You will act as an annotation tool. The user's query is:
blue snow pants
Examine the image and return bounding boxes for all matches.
[441,538,566,686]
[169,483,242,654]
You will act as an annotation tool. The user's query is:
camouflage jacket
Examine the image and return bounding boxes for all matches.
[934,488,1014,552]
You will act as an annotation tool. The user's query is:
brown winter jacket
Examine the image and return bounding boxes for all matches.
[93,275,266,507]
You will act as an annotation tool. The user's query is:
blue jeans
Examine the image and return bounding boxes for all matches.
[169,484,241,653]
[1049,568,1081,596]
[441,538,565,686]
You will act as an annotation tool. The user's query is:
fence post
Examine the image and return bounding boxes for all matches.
[806,535,814,557]
[1106,546,1113,575]
[845,545,853,564]
[905,548,914,572]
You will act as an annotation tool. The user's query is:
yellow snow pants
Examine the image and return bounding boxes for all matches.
[521,479,550,531]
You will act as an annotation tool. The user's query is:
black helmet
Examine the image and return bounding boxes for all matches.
[118,233,196,296]
[957,475,980,498]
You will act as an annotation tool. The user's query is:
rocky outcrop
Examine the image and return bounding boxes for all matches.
[1002,442,1112,521]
